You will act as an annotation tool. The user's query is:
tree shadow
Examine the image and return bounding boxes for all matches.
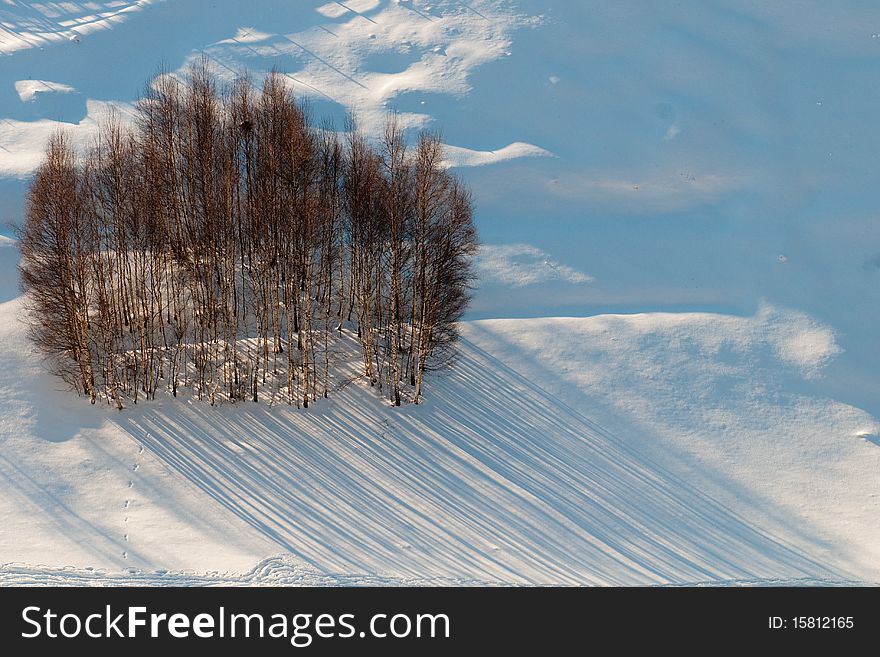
[112,334,853,584]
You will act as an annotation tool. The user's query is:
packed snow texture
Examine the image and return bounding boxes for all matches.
[0,0,878,585]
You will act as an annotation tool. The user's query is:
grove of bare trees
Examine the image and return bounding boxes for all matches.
[18,63,477,408]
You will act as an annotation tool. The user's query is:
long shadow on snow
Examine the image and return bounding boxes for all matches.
[115,337,848,584]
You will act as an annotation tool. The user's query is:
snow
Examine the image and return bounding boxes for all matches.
[14,79,75,103]
[0,1,544,176]
[1,560,868,588]
[477,243,594,287]
[441,142,553,168]
[464,312,880,580]
[0,99,125,176]
[0,0,154,53]
[0,556,493,587]
[1,264,877,584]
[0,1,158,55]
[0,0,879,585]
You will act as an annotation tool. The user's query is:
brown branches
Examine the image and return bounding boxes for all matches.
[18,65,477,408]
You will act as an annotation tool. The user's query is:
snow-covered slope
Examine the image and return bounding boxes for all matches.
[1,272,878,584]
[1,1,878,585]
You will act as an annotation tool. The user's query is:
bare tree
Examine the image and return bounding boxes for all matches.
[19,67,477,409]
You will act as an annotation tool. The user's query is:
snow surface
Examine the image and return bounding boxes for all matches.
[0,0,879,585]
[14,79,75,103]
[1,276,878,584]
[0,1,158,55]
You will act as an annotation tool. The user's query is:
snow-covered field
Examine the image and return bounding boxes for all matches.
[1,1,878,585]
